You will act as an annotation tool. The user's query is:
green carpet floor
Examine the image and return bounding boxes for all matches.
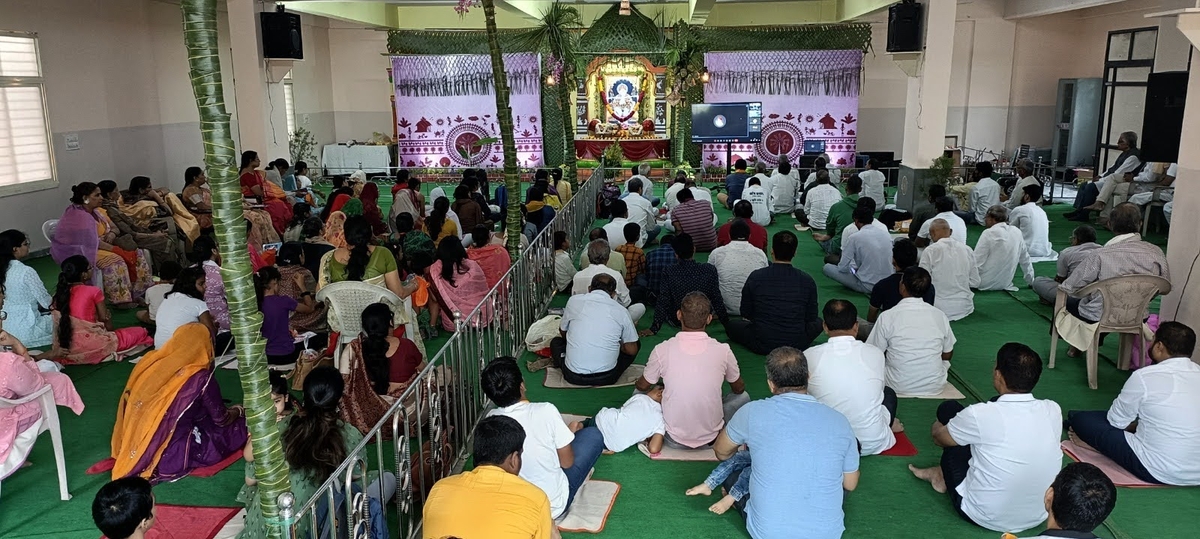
[1,179,1191,539]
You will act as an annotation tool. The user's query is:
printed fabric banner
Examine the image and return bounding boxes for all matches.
[701,50,862,169]
[392,54,543,168]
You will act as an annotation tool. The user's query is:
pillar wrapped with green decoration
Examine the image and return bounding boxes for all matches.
[180,1,291,537]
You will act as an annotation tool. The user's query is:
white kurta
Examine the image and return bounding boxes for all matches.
[919,238,980,321]
[973,222,1034,291]
[1009,202,1056,262]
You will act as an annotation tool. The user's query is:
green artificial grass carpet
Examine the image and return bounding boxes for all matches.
[2,179,1190,539]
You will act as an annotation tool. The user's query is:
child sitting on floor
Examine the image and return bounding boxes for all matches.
[686,447,751,515]
[570,385,665,454]
[136,261,181,324]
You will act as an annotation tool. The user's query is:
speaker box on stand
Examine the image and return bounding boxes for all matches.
[1140,71,1188,164]
[887,1,924,53]
[261,10,303,60]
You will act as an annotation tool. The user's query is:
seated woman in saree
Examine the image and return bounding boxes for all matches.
[267,158,294,191]
[275,242,328,336]
[51,256,153,365]
[423,197,459,246]
[388,176,425,233]
[359,182,389,237]
[51,182,153,306]
[340,302,426,436]
[238,150,293,235]
[110,323,247,482]
[283,202,310,242]
[182,166,280,248]
[319,192,351,224]
[466,224,511,289]
[0,230,55,354]
[98,180,183,272]
[238,366,396,539]
[0,318,85,483]
[120,175,201,244]
[191,236,233,339]
[429,236,494,331]
[301,217,335,279]
[319,216,417,301]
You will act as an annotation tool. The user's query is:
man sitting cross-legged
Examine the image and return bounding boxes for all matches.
[1065,321,1200,486]
[544,273,640,386]
[726,231,822,354]
[709,219,769,316]
[711,346,860,539]
[857,238,935,338]
[572,239,645,323]
[909,343,1063,533]
[423,415,560,539]
[636,292,749,450]
[866,267,956,396]
[807,300,901,455]
[823,203,894,295]
[483,357,605,520]
[1015,463,1116,539]
[973,204,1034,292]
[920,218,980,321]
[577,228,626,276]
[642,233,728,337]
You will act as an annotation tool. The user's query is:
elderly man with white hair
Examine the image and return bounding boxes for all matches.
[1003,159,1041,210]
[572,239,646,323]
[919,219,980,321]
[973,205,1034,292]
[1067,131,1141,221]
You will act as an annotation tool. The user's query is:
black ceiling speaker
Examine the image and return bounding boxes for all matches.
[261,8,303,60]
[887,1,924,53]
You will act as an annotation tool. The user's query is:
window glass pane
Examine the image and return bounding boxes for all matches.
[0,36,41,78]
[1115,66,1151,82]
[1109,86,1147,146]
[1108,33,1131,61]
[0,86,53,185]
[1132,30,1157,61]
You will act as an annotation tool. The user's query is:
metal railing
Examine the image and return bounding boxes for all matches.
[278,160,606,539]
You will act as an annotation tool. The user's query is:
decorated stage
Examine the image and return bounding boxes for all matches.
[574,138,670,161]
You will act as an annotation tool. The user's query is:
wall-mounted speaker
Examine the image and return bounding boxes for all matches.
[261,10,303,60]
[1140,71,1188,164]
[887,2,924,53]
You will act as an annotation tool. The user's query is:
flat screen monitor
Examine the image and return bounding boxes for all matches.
[690,102,763,143]
[803,139,826,155]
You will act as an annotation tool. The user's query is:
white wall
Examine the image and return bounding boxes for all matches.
[327,21,394,143]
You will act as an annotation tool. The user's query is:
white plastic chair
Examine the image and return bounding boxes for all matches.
[315,281,421,374]
[0,385,70,500]
[41,219,58,244]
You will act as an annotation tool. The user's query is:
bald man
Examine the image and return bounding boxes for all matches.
[919,219,980,321]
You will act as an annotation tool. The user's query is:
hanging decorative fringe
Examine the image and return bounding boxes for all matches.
[394,68,542,97]
[707,67,860,97]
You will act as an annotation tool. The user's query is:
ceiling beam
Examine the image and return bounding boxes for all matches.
[1004,0,1127,20]
[690,0,718,25]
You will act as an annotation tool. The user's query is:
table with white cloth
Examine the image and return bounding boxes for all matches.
[321,144,391,175]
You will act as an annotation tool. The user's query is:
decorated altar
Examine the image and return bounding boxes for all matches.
[573,55,670,161]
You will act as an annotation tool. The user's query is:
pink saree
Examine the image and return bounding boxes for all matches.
[0,351,85,476]
[429,258,494,331]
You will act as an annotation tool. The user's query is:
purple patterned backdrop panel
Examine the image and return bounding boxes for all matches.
[392,54,543,169]
[701,50,862,169]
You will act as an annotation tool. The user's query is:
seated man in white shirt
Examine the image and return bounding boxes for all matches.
[1015,463,1116,539]
[750,161,774,201]
[1009,185,1056,261]
[577,228,626,278]
[1126,163,1176,211]
[549,273,641,386]
[1085,161,1176,217]
[1003,158,1042,210]
[954,161,1000,226]
[823,204,894,294]
[866,267,956,396]
[1065,322,1200,486]
[806,300,900,455]
[840,197,888,246]
[708,220,769,316]
[624,178,660,245]
[572,239,645,323]
[915,196,968,247]
[973,205,1034,292]
[919,219,981,321]
[769,160,801,215]
[601,199,646,249]
[858,158,887,210]
[798,169,841,230]
[910,343,1063,533]
[483,357,605,520]
[1031,225,1100,304]
[742,177,772,227]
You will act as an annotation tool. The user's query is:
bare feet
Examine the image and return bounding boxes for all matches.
[567,421,583,433]
[709,494,737,515]
[602,449,615,455]
[1068,429,1096,452]
[686,483,713,496]
[909,464,947,494]
[891,418,905,433]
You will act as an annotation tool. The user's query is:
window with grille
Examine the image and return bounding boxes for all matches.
[0,32,55,194]
[283,70,295,135]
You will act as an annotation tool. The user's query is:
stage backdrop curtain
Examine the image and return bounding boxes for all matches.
[392,54,544,169]
[701,50,862,169]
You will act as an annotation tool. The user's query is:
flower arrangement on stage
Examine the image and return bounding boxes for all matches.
[603,141,625,166]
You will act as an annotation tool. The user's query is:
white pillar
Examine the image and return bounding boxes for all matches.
[227,0,290,161]
[900,0,956,167]
[1159,12,1200,329]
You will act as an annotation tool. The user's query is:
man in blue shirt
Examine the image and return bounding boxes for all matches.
[642,234,677,305]
[713,346,860,539]
[717,159,751,209]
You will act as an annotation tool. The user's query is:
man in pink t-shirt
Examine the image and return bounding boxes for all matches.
[636,291,749,449]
